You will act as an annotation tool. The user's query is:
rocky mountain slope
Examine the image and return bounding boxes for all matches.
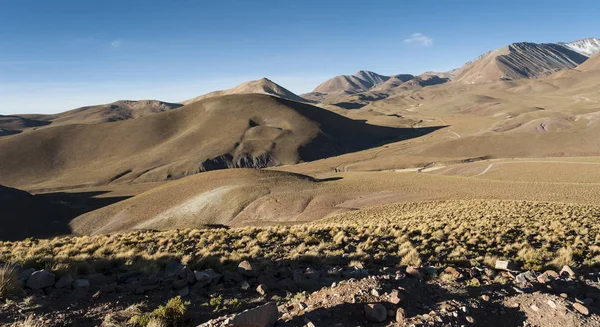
[561,37,600,57]
[455,42,588,84]
[181,78,306,105]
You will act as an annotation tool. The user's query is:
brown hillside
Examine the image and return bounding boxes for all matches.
[181,78,307,105]
[0,94,422,190]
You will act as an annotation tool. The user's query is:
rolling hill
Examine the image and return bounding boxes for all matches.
[181,78,307,105]
[0,94,420,190]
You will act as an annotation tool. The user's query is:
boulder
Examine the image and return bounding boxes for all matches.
[364,303,387,323]
[19,268,35,281]
[231,302,278,327]
[54,275,74,289]
[444,266,463,279]
[241,281,251,291]
[560,266,576,278]
[117,271,142,284]
[177,286,190,297]
[195,269,221,287]
[26,270,56,289]
[223,270,244,283]
[238,261,255,277]
[573,303,589,316]
[389,290,402,304]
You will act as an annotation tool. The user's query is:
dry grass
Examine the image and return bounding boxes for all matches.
[1,200,599,274]
[0,264,21,299]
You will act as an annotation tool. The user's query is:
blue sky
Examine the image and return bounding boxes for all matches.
[1,0,599,114]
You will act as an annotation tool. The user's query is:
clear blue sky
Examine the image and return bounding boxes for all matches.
[1,0,598,114]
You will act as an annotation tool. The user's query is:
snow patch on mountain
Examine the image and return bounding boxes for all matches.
[561,37,600,57]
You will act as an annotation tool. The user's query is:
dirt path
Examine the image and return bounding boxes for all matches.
[475,160,600,176]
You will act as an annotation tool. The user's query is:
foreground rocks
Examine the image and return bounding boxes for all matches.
[3,259,600,327]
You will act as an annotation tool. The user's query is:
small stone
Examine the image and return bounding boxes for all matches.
[371,289,381,297]
[466,316,475,323]
[537,273,550,284]
[444,266,463,279]
[406,266,421,278]
[530,304,540,312]
[459,306,469,313]
[396,307,407,323]
[495,260,517,271]
[238,260,255,277]
[364,303,387,323]
[298,302,308,310]
[547,300,557,309]
[545,270,560,279]
[389,290,402,304]
[560,293,568,298]
[573,303,589,316]
[240,281,250,291]
[560,266,576,278]
[481,294,490,302]
[256,284,268,296]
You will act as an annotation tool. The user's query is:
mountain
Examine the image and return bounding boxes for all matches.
[181,78,307,105]
[310,70,390,94]
[0,100,183,137]
[560,37,600,57]
[455,42,588,84]
[39,100,183,125]
[373,74,448,92]
[0,184,72,240]
[0,94,419,190]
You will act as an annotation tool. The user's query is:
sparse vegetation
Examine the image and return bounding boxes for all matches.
[129,296,190,327]
[0,200,599,279]
[0,264,21,299]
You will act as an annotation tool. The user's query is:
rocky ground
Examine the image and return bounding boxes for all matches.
[2,259,600,327]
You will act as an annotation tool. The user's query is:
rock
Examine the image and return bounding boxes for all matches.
[54,275,74,289]
[573,303,589,316]
[495,260,518,271]
[177,286,190,297]
[19,268,35,281]
[545,270,560,279]
[240,281,251,291]
[223,270,244,283]
[194,271,212,287]
[86,273,107,286]
[135,284,159,294]
[481,294,490,302]
[406,266,421,278]
[139,274,160,286]
[230,302,278,327]
[298,302,308,310]
[304,267,320,279]
[396,307,407,323]
[444,266,463,279]
[26,270,56,289]
[238,260,255,277]
[364,303,387,323]
[256,284,268,296]
[547,300,557,309]
[303,317,316,327]
[530,304,540,312]
[537,273,550,284]
[422,266,437,276]
[371,289,381,297]
[117,271,142,284]
[560,266,576,278]
[515,271,535,284]
[172,278,189,289]
[466,316,475,323]
[73,279,90,289]
[389,290,401,304]
[165,262,185,276]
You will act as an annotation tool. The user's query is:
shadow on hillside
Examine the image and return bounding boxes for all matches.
[0,191,131,241]
[332,102,367,109]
